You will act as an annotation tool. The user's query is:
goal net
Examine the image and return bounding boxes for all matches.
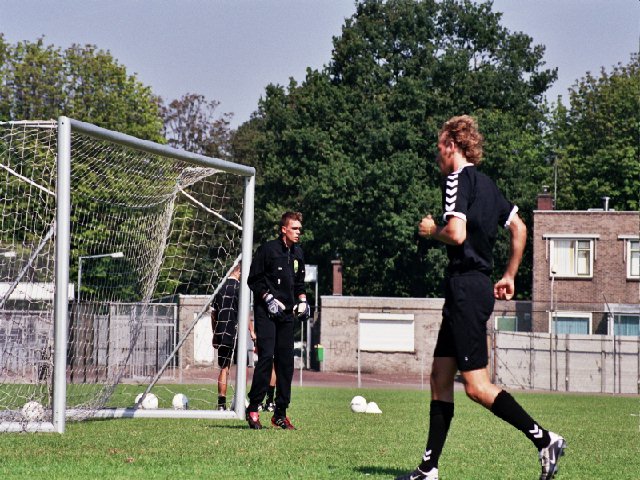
[0,118,254,432]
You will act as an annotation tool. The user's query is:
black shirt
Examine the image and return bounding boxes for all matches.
[248,237,306,311]
[212,278,239,347]
[441,164,517,275]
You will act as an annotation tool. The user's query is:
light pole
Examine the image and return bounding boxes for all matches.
[550,266,557,391]
[77,251,124,302]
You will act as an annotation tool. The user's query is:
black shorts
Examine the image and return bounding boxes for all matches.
[217,344,237,369]
[433,271,495,371]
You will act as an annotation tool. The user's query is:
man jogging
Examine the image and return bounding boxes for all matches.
[396,116,565,480]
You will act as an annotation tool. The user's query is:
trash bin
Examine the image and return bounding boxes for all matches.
[315,344,324,362]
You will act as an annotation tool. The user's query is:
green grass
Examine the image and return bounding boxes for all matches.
[0,386,638,479]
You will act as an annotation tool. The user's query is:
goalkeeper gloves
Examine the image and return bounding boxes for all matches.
[294,299,310,320]
[264,293,285,318]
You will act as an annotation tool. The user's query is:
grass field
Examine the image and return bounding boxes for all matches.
[0,385,638,479]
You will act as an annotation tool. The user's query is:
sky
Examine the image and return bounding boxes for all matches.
[1,0,638,129]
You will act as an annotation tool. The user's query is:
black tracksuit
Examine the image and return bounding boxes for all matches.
[247,237,306,414]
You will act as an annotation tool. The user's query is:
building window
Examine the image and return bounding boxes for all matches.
[550,312,591,334]
[496,316,518,332]
[628,240,639,279]
[614,314,640,336]
[495,314,531,332]
[550,239,593,278]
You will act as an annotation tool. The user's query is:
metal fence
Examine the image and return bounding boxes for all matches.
[490,330,640,394]
[0,309,52,383]
[2,302,178,384]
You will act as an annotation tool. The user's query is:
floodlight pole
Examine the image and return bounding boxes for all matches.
[550,268,556,391]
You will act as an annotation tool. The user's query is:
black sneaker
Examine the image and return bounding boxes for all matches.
[246,411,262,430]
[217,404,227,411]
[395,467,438,480]
[539,432,566,480]
[271,415,296,430]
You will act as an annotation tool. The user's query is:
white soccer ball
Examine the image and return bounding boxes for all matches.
[350,395,367,413]
[365,401,382,414]
[21,401,45,421]
[135,392,159,410]
[172,393,189,410]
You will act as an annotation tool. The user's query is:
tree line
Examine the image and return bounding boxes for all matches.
[1,0,638,299]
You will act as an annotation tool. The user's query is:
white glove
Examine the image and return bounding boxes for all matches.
[295,300,310,320]
[264,293,285,318]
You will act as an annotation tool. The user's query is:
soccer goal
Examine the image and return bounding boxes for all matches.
[0,117,255,433]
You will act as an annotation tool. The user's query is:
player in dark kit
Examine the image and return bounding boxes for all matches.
[245,211,310,430]
[396,116,565,480]
[211,263,241,410]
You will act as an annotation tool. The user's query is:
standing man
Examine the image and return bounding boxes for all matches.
[397,116,565,480]
[211,263,241,411]
[245,211,310,430]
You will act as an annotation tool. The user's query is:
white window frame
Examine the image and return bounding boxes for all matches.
[544,234,598,279]
[626,238,639,279]
[549,311,592,335]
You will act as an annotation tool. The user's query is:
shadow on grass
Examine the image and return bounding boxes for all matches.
[204,423,254,430]
[356,465,406,477]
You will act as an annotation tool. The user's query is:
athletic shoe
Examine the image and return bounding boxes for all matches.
[217,404,227,411]
[246,411,262,430]
[265,401,275,412]
[394,467,438,480]
[271,415,296,430]
[539,432,566,480]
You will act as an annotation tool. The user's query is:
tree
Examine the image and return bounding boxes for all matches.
[0,35,163,140]
[235,0,556,297]
[160,93,233,158]
[550,54,640,211]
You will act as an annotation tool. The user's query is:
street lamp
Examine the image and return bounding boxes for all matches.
[550,266,557,391]
[77,252,124,302]
[550,266,556,332]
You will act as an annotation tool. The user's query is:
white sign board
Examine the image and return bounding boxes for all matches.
[0,282,74,301]
[305,264,318,283]
[193,312,214,364]
[358,312,415,352]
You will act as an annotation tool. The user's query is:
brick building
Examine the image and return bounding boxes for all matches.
[532,196,639,335]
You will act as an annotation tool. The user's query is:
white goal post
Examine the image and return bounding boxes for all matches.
[0,117,255,433]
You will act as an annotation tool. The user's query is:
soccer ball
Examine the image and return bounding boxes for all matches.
[350,395,367,413]
[135,392,159,410]
[172,393,189,410]
[21,401,45,421]
[365,401,382,414]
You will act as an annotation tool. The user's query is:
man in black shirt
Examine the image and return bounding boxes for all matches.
[211,264,241,410]
[396,116,565,480]
[245,211,309,430]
